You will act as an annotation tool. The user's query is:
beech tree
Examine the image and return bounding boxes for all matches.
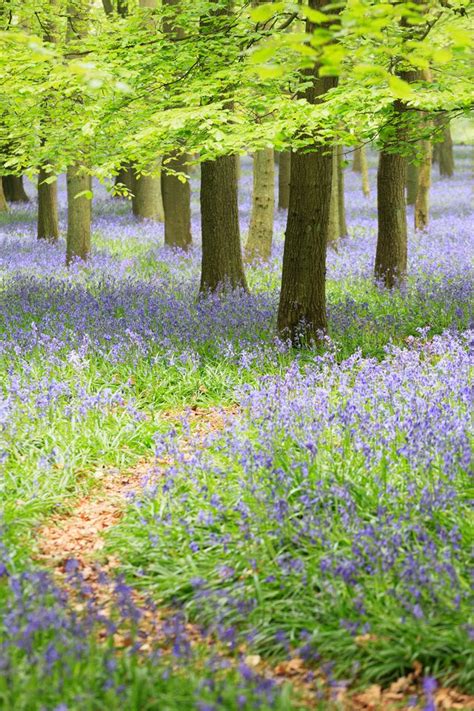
[161,0,192,250]
[246,147,274,261]
[66,0,92,265]
[277,0,337,342]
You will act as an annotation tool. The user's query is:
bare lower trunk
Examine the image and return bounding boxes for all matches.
[278,151,290,210]
[200,155,247,292]
[375,151,407,287]
[66,164,91,265]
[327,146,339,246]
[439,124,454,177]
[414,139,431,231]
[132,165,164,221]
[0,178,8,212]
[162,152,192,249]
[360,145,370,197]
[406,160,419,205]
[337,145,347,237]
[245,147,274,261]
[37,168,59,240]
[352,147,362,172]
[277,141,333,342]
[3,175,29,202]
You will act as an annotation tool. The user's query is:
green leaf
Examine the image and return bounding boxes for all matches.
[250,2,285,24]
[388,75,413,100]
[74,190,93,200]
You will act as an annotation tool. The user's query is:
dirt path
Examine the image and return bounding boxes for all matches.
[34,406,474,711]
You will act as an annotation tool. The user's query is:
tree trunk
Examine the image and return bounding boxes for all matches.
[37,2,59,240]
[132,167,164,221]
[37,169,59,240]
[162,153,192,249]
[114,165,133,195]
[327,146,339,246]
[337,144,347,237]
[200,155,247,292]
[375,150,407,287]
[277,0,337,343]
[360,145,370,197]
[161,0,192,248]
[414,139,431,231]
[432,141,440,164]
[3,175,29,202]
[439,124,454,177]
[406,160,419,205]
[66,165,91,265]
[0,178,8,212]
[278,151,290,210]
[352,147,362,172]
[245,147,274,261]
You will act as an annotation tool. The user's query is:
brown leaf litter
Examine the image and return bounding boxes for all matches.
[34,405,474,710]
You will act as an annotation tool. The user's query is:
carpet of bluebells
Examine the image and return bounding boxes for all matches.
[0,146,473,709]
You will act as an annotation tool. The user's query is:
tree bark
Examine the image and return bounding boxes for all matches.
[414,139,431,231]
[327,146,339,246]
[439,124,454,177]
[66,0,90,265]
[352,147,362,172]
[132,166,164,221]
[66,165,91,265]
[406,159,419,205]
[3,175,29,202]
[161,0,192,248]
[374,64,418,289]
[200,155,247,292]
[37,1,60,241]
[337,144,347,237]
[37,169,59,240]
[278,0,338,343]
[278,151,290,210]
[114,164,133,195]
[245,147,274,261]
[360,145,370,197]
[375,150,407,287]
[162,153,192,249]
[0,178,8,212]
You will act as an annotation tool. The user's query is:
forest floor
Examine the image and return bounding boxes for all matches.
[0,147,473,710]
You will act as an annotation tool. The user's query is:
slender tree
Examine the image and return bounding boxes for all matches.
[37,171,59,241]
[66,0,91,265]
[439,122,454,177]
[161,0,192,249]
[352,147,362,172]
[37,0,59,241]
[132,0,164,221]
[414,137,431,230]
[0,176,8,212]
[327,146,339,246]
[360,145,370,197]
[337,145,347,237]
[245,146,274,261]
[278,0,337,342]
[406,159,419,205]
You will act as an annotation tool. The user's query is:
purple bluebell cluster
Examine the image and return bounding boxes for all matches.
[1,145,473,704]
[0,538,294,709]
[114,329,473,689]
